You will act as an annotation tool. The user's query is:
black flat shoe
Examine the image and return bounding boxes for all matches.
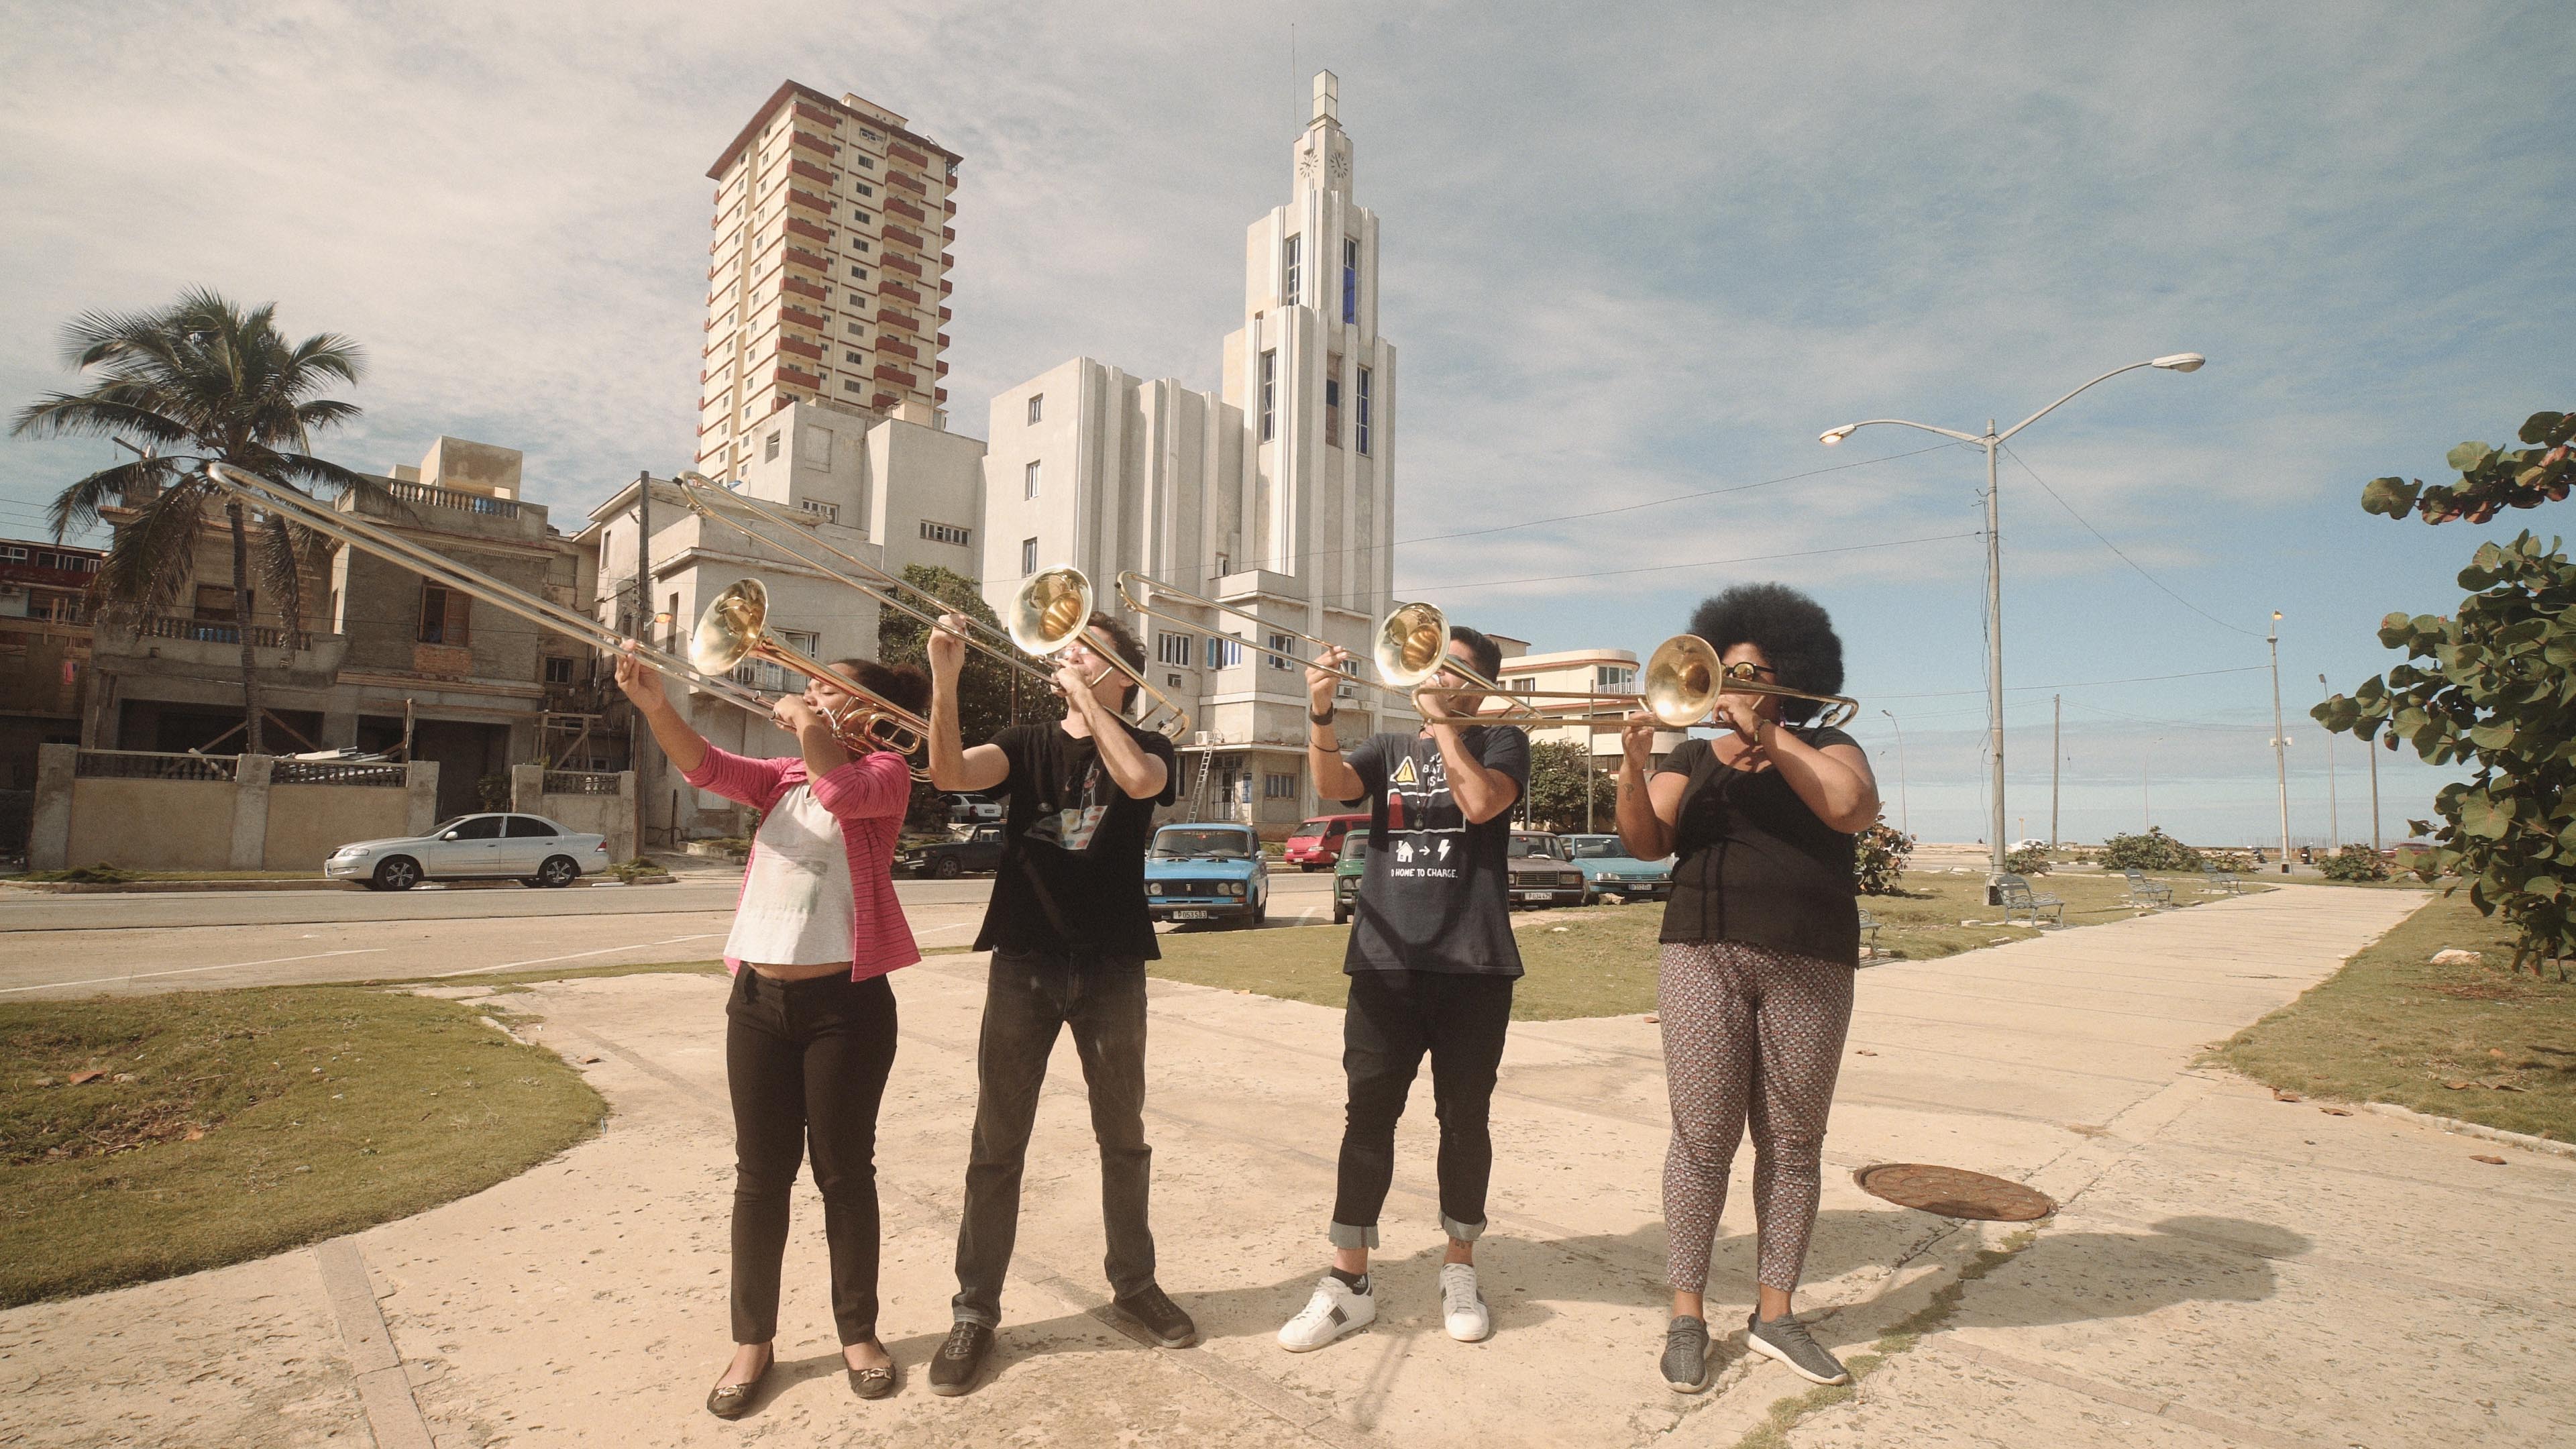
[705,1348,772,1419]
[847,1358,897,1399]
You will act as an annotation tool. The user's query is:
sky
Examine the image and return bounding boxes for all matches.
[3,1,2569,848]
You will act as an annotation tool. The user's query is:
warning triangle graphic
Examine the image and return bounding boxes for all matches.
[1390,757,1418,786]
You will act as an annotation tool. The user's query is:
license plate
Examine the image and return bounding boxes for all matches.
[1170,909,1212,920]
[1515,890,1552,900]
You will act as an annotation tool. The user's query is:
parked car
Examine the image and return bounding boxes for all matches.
[1331,828,1371,924]
[1507,830,1587,909]
[327,813,606,891]
[898,825,1005,879]
[1562,833,1672,903]
[2010,837,2047,853]
[1145,822,1269,928]
[1283,812,1369,871]
[946,793,1003,824]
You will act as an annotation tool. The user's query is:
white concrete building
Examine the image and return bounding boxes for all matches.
[979,72,1402,835]
[1497,646,1686,768]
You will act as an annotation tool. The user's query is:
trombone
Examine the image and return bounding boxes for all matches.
[690,579,930,760]
[1509,635,1860,731]
[193,462,931,774]
[1114,571,1538,720]
[669,473,1190,737]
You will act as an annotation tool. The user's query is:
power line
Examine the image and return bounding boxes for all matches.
[1875,664,2271,700]
[2000,444,2265,639]
[1395,531,1982,594]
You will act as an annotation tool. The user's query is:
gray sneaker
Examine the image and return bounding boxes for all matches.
[1660,1315,1711,1393]
[1746,1311,1849,1385]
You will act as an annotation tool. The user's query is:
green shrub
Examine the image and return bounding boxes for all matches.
[2318,845,2391,882]
[2101,828,2204,871]
[1855,818,1914,895]
[23,863,143,884]
[2002,846,2051,875]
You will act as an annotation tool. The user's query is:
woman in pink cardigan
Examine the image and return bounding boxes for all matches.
[614,645,926,1413]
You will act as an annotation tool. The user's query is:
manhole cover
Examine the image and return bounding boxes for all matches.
[1854,1163,2056,1222]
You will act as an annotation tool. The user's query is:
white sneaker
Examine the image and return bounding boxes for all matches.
[1278,1275,1375,1352]
[1440,1263,1491,1342]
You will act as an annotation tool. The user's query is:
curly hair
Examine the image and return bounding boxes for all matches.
[1686,584,1844,724]
[828,658,932,715]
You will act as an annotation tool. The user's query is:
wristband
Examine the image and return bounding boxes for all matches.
[1309,706,1337,726]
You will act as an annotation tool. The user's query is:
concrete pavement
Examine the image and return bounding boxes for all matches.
[5,884,2570,1448]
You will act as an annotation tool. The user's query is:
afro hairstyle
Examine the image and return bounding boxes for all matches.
[1686,583,1844,724]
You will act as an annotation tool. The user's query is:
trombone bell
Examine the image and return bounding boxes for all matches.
[1373,602,1451,689]
[1011,567,1095,657]
[689,579,771,675]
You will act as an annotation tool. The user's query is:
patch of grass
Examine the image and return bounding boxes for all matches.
[2210,894,2574,1142]
[372,959,727,991]
[0,985,604,1306]
[1152,871,2261,1021]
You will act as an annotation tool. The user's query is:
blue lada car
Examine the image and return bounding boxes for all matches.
[1145,822,1269,929]
[1562,833,1674,904]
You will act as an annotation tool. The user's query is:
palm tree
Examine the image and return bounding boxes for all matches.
[12,290,376,756]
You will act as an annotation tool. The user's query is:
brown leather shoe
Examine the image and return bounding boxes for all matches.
[706,1345,772,1419]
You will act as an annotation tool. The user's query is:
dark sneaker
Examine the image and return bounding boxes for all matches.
[1746,1310,1849,1385]
[1114,1285,1200,1348]
[1660,1315,1711,1393]
[927,1321,994,1397]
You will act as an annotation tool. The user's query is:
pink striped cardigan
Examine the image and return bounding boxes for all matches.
[682,747,920,981]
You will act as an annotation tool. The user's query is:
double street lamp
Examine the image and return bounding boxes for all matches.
[1821,354,2206,886]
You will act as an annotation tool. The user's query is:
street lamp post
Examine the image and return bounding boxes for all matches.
[2267,611,2291,871]
[1822,354,2205,891]
[1880,708,1909,837]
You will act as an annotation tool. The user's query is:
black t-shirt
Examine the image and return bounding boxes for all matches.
[1656,727,1862,965]
[1336,727,1530,977]
[975,718,1179,960]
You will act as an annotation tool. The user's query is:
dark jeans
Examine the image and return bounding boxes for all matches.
[725,969,898,1346]
[951,948,1156,1326]
[1332,968,1516,1248]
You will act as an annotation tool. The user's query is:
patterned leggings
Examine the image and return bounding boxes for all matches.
[1659,940,1854,1293]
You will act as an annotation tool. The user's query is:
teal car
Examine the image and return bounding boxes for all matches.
[1146,822,1269,929]
[1331,828,1371,924]
[1563,833,1673,904]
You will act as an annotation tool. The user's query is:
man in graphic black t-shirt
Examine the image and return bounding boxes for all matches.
[1277,625,1529,1355]
[922,607,1194,1393]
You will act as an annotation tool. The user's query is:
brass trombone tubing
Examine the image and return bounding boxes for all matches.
[1112,570,1539,721]
[690,580,933,769]
[1008,567,1192,738]
[196,462,916,768]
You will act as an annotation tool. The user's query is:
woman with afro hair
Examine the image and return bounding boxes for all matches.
[1613,583,1880,1394]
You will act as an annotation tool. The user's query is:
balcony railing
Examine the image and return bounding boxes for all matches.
[382,479,520,519]
[135,613,290,649]
[541,770,624,796]
[75,749,236,782]
[274,760,407,787]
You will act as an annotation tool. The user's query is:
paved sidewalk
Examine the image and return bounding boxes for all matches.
[5,885,2569,1448]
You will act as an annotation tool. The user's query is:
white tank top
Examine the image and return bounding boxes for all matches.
[722,784,855,967]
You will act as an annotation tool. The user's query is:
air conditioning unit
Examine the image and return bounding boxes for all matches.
[1192,731,1212,747]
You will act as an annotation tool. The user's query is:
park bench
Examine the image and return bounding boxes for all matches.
[1997,873,2063,926]
[2200,867,2243,896]
[2124,868,2175,908]
[1858,907,1882,955]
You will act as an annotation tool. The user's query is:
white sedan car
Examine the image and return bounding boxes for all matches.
[327,812,608,891]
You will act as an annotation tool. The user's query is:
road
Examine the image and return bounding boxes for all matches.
[0,867,1346,999]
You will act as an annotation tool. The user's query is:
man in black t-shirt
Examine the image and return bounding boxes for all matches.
[1277,625,1529,1355]
[921,607,1193,1393]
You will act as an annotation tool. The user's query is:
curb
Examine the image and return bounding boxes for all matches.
[0,875,678,896]
[2363,1101,2575,1159]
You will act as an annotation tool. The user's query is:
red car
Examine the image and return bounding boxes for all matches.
[1283,812,1368,871]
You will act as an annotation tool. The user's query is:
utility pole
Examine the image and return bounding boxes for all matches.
[2049,694,2061,848]
[1880,708,1909,837]
[2267,610,2290,871]
[2318,673,2339,850]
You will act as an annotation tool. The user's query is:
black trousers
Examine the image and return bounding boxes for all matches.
[724,969,898,1346]
[1330,969,1516,1248]
[951,948,1156,1326]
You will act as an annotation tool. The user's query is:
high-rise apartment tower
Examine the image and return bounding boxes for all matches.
[697,83,960,478]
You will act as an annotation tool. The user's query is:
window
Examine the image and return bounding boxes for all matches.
[1264,773,1297,800]
[843,379,866,394]
[1205,635,1244,669]
[1326,355,1342,448]
[849,265,869,280]
[1356,366,1373,455]
[1026,393,1043,425]
[920,520,971,546]
[1281,234,1301,304]
[844,348,865,364]
[1342,237,1358,324]
[1020,537,1038,576]
[504,816,561,839]
[855,181,873,197]
[0,545,24,561]
[797,498,839,523]
[853,154,874,169]
[417,583,469,645]
[1595,664,1637,693]
[1024,460,1040,498]
[1167,673,1183,688]
[853,238,870,252]
[780,628,819,655]
[1268,632,1295,669]
[193,583,239,621]
[852,207,871,223]
[543,655,574,685]
[1512,678,1536,693]
[443,815,502,841]
[764,431,781,462]
[1157,632,1193,667]
[1258,350,1277,443]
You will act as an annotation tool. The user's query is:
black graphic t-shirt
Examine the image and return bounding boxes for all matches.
[1335,727,1530,977]
[1656,727,1862,965]
[975,719,1179,960]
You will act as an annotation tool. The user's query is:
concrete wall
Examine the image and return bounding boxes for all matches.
[30,745,438,871]
[511,765,636,863]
